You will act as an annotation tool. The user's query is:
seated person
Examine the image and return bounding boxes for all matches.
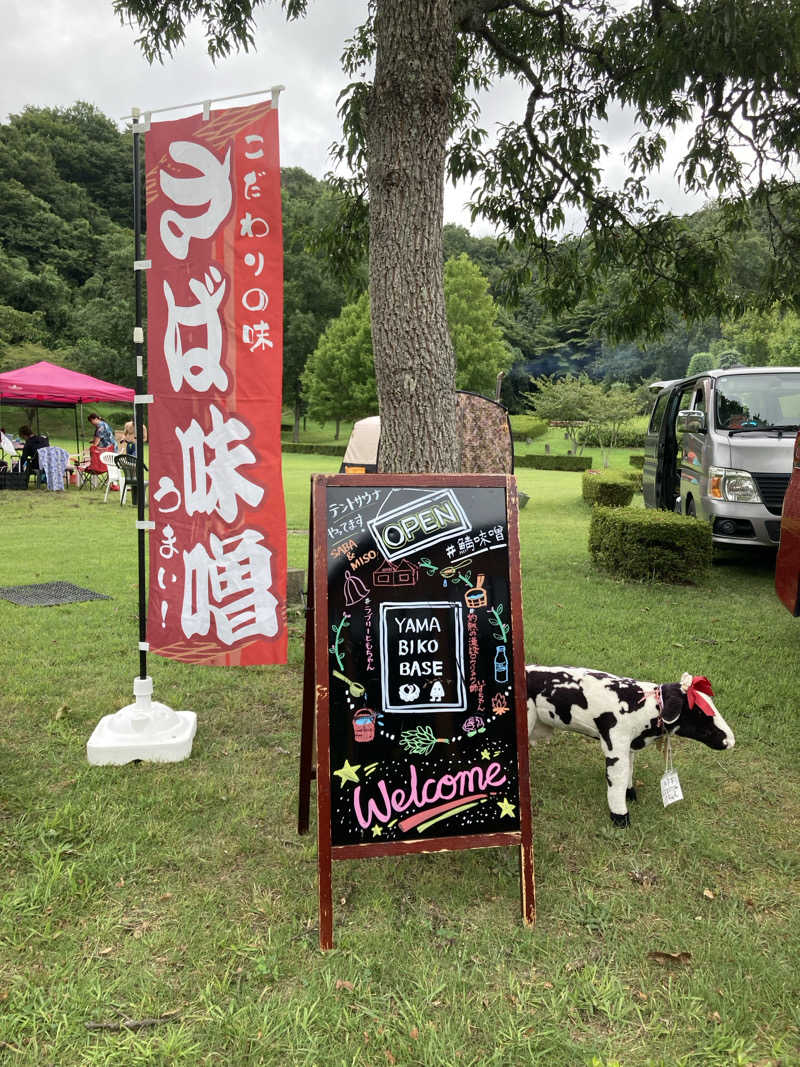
[123,420,137,456]
[18,425,49,471]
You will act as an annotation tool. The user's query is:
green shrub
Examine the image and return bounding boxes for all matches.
[515,453,594,471]
[589,506,712,583]
[509,414,548,441]
[623,469,643,492]
[629,453,645,469]
[577,417,648,449]
[106,410,132,427]
[582,469,635,506]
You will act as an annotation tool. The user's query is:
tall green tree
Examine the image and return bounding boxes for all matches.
[300,292,377,433]
[301,254,510,425]
[114,0,800,471]
[444,253,511,394]
[281,168,358,440]
[686,351,717,375]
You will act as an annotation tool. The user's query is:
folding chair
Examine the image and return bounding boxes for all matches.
[101,451,123,501]
[115,454,149,506]
[77,449,109,490]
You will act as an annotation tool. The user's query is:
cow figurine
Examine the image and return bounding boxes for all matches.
[526,666,735,827]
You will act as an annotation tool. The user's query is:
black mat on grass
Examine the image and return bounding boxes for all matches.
[0,582,111,606]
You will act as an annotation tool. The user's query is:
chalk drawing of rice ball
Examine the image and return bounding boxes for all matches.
[462,715,486,737]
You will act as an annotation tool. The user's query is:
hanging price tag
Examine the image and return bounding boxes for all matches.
[661,769,683,806]
[660,734,683,807]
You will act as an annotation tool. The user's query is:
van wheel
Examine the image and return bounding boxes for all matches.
[686,497,696,518]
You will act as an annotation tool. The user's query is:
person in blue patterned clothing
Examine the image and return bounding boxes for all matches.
[87,413,117,451]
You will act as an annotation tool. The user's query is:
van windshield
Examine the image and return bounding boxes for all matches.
[715,372,800,431]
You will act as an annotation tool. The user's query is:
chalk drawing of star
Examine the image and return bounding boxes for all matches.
[333,760,361,785]
[480,748,491,761]
[497,797,516,818]
[371,824,383,837]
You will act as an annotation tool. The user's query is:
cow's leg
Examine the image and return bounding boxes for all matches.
[604,749,631,827]
[626,751,637,803]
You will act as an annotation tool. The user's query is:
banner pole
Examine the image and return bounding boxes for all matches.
[86,107,196,766]
[132,116,148,682]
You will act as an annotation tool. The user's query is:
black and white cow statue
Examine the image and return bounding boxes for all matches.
[526,666,735,827]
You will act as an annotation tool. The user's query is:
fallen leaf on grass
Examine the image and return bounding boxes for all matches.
[335,980,354,992]
[410,1027,419,1040]
[709,1010,722,1023]
[385,1052,396,1065]
[703,888,716,900]
[98,947,114,956]
[632,990,648,1001]
[647,950,692,966]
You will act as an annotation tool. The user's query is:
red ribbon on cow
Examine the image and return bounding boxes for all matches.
[686,675,715,717]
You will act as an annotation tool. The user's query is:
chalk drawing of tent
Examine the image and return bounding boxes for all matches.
[372,558,419,588]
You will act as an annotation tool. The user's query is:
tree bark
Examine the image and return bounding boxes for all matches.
[367,0,459,473]
[293,399,301,444]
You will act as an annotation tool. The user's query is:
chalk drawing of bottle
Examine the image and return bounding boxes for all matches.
[494,644,509,684]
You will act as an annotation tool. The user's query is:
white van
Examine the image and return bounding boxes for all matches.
[643,367,800,547]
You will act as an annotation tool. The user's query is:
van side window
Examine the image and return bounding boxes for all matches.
[678,386,695,412]
[649,393,670,433]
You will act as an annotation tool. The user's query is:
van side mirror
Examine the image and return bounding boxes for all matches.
[677,409,706,434]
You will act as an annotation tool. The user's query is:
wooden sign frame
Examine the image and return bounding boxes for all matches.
[298,473,534,949]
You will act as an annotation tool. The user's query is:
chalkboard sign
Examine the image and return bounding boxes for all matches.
[299,474,534,948]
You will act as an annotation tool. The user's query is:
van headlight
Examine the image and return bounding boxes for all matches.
[708,466,761,503]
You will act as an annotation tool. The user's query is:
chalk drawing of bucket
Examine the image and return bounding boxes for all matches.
[465,574,488,608]
[353,708,377,742]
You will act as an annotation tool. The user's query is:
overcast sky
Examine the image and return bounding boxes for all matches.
[2,0,705,234]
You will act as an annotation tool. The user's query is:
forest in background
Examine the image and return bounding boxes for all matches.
[2,102,800,417]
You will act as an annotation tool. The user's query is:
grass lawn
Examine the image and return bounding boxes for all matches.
[0,456,798,1066]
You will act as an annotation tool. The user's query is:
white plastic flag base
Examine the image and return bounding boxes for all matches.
[86,675,197,765]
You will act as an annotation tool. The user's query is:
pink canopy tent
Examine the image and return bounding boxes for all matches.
[0,361,134,454]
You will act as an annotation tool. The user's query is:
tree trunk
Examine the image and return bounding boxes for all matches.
[293,399,301,444]
[335,417,341,441]
[367,0,459,473]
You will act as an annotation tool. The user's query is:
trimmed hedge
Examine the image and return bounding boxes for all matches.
[629,453,645,469]
[623,469,643,492]
[509,414,548,441]
[589,506,712,583]
[582,469,635,507]
[515,453,594,471]
[281,443,345,456]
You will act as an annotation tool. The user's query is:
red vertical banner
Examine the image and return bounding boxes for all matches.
[145,101,287,665]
